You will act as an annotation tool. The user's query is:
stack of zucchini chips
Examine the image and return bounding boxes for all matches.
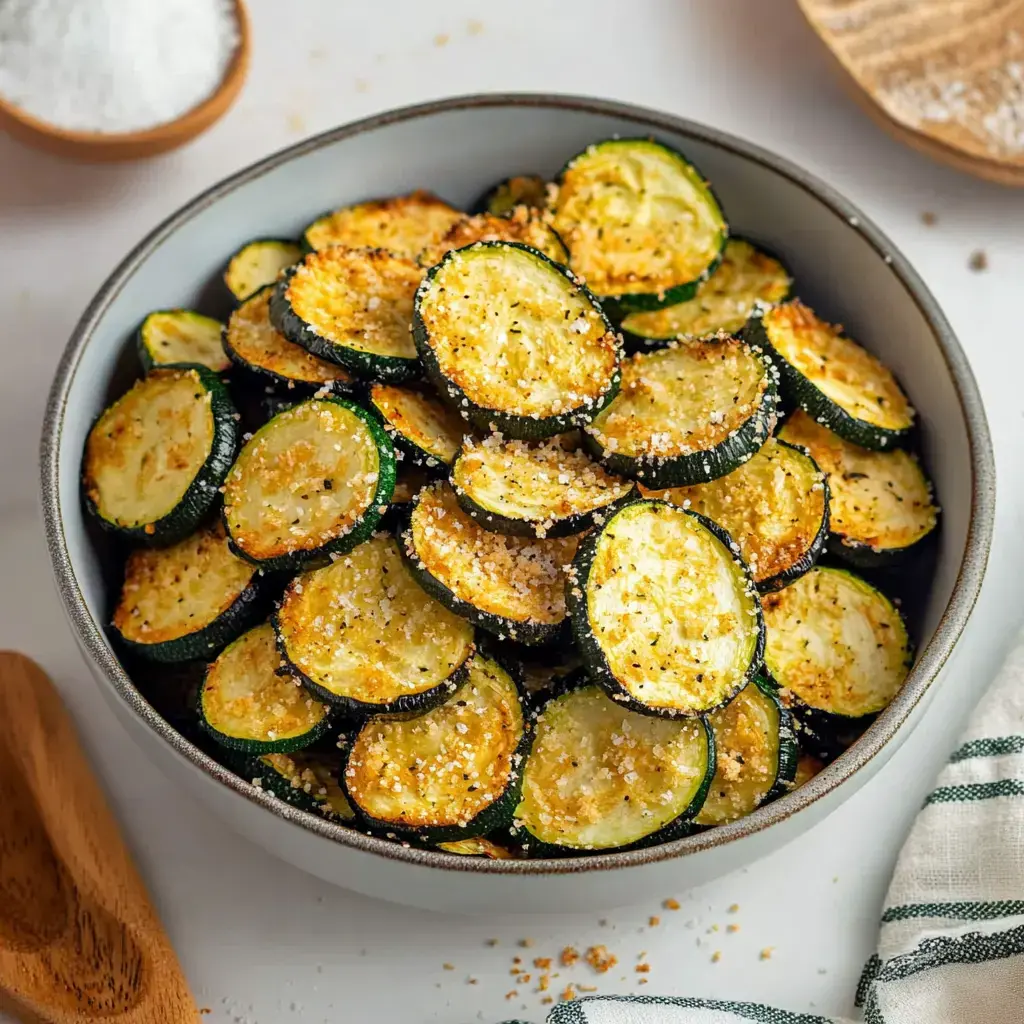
[83,139,938,859]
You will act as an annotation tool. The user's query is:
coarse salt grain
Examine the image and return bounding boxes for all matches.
[0,0,239,133]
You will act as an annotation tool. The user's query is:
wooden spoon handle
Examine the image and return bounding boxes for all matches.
[0,651,198,1023]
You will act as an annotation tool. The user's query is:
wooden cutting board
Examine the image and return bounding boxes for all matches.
[0,651,198,1023]
[796,0,1024,185]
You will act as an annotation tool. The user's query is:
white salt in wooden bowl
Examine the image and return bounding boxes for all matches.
[0,0,249,162]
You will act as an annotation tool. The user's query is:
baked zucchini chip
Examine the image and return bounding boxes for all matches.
[270,246,423,382]
[568,500,764,718]
[418,209,567,269]
[473,174,549,217]
[302,190,462,259]
[743,300,914,450]
[199,623,331,754]
[223,397,395,573]
[224,238,303,302]
[82,365,238,545]
[274,534,474,716]
[342,652,528,842]
[693,678,798,828]
[223,285,355,394]
[620,238,790,348]
[641,436,828,592]
[584,338,777,489]
[111,521,265,663]
[779,410,937,566]
[513,684,713,853]
[762,566,912,720]
[137,309,229,373]
[367,382,466,469]
[246,751,356,821]
[413,242,620,439]
[552,138,727,314]
[401,482,578,645]
[451,434,637,538]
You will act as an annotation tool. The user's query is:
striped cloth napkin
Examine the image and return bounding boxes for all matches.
[518,634,1024,1024]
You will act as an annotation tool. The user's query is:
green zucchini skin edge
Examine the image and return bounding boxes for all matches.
[618,236,793,351]
[411,242,622,440]
[449,452,640,538]
[196,674,334,756]
[754,438,831,594]
[223,237,302,304]
[398,500,569,647]
[829,526,937,571]
[239,752,358,821]
[83,364,239,547]
[741,306,913,452]
[110,572,270,665]
[555,137,728,317]
[273,618,473,719]
[268,264,422,383]
[221,286,355,398]
[511,691,716,856]
[583,371,778,490]
[223,396,396,575]
[567,500,766,719]
[339,651,534,844]
[753,673,800,803]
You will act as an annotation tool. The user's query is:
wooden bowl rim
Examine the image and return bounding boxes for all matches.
[0,0,249,152]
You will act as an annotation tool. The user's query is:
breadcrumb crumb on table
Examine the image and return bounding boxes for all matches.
[648,915,661,927]
[760,947,774,961]
[968,249,989,272]
[585,945,618,973]
[712,951,722,963]
[560,946,579,967]
[561,985,577,1002]
[664,897,681,910]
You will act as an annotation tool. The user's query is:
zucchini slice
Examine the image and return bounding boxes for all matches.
[513,685,713,853]
[583,338,777,489]
[743,301,914,450]
[223,397,395,573]
[568,500,764,718]
[620,238,791,348]
[401,482,579,646]
[111,521,264,663]
[247,750,356,821]
[199,623,331,754]
[223,286,355,394]
[342,652,528,842]
[474,175,549,217]
[418,209,568,269]
[137,309,230,373]
[551,138,727,314]
[380,465,432,533]
[693,678,798,828]
[302,190,462,259]
[413,242,621,439]
[436,837,517,859]
[368,382,465,469]
[224,238,303,302]
[761,566,912,720]
[270,247,423,382]
[779,410,938,566]
[451,434,637,538]
[274,534,475,715]
[82,365,238,545]
[640,437,829,592]
[794,751,825,788]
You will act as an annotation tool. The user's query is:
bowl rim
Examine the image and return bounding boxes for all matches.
[40,92,995,876]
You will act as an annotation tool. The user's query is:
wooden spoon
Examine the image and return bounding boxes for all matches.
[0,651,198,1023]
[796,0,1024,186]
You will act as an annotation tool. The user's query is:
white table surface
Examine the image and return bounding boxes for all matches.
[1,1,1022,1020]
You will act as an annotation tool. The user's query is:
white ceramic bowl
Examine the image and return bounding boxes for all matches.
[42,94,994,913]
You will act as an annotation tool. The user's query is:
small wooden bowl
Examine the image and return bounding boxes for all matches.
[0,0,250,162]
